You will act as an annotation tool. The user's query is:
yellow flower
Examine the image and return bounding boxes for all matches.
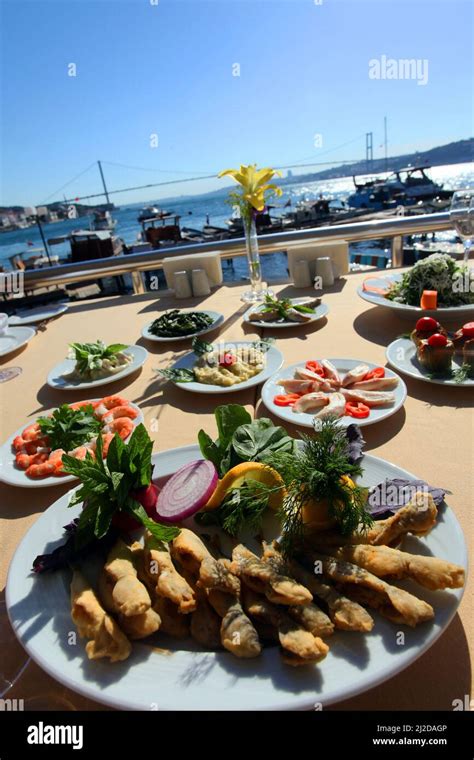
[218,164,282,211]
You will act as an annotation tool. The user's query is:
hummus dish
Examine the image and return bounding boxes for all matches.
[194,345,265,387]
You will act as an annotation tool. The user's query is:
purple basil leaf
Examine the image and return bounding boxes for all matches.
[367,477,446,516]
[345,424,366,464]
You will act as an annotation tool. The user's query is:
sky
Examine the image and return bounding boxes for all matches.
[0,0,473,207]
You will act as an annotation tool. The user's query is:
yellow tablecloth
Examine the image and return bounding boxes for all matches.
[1,271,472,710]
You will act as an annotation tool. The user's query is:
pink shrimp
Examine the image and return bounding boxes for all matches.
[69,400,99,411]
[48,449,66,473]
[100,395,129,410]
[15,451,48,470]
[70,446,95,462]
[109,417,134,440]
[22,423,41,442]
[102,405,139,424]
[25,459,57,478]
[101,433,114,458]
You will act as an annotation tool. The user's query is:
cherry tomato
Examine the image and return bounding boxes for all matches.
[219,352,237,368]
[363,367,385,381]
[462,322,474,339]
[273,393,300,407]
[305,360,324,376]
[415,316,438,332]
[345,401,370,419]
[427,333,448,348]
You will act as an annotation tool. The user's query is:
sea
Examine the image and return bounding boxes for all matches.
[1,162,472,282]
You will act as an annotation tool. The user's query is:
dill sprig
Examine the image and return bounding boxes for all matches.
[452,363,472,384]
[266,418,373,556]
[195,479,283,536]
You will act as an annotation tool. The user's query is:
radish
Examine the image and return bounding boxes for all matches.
[112,483,161,532]
[156,460,218,524]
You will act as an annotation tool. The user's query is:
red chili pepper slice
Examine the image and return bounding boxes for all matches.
[345,401,370,419]
[305,360,324,376]
[273,393,300,407]
[363,367,385,381]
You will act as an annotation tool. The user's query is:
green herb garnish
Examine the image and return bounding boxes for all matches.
[195,479,283,536]
[159,367,196,383]
[69,340,129,377]
[62,424,179,550]
[267,418,373,556]
[38,404,102,452]
[191,337,214,355]
[259,294,316,321]
[198,405,296,477]
[452,363,472,383]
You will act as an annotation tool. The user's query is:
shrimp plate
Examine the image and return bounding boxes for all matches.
[0,398,144,488]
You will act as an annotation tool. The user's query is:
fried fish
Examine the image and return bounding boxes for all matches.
[71,570,131,662]
[325,544,465,591]
[231,544,312,606]
[310,552,434,627]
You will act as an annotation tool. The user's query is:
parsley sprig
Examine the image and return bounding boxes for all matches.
[62,423,179,550]
[38,404,102,452]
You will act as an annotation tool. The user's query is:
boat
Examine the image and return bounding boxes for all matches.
[347,166,452,210]
[137,205,173,223]
[91,209,116,231]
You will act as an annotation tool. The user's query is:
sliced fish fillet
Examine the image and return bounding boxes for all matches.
[341,388,396,407]
[352,376,398,391]
[293,392,329,413]
[321,359,341,385]
[341,364,370,387]
[314,392,346,419]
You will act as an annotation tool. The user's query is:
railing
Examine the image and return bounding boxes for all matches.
[22,211,452,294]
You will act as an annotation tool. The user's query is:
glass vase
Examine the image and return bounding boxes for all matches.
[241,215,272,302]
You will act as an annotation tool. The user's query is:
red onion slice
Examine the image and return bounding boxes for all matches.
[155,459,218,524]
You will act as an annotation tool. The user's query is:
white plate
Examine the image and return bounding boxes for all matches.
[0,400,144,488]
[8,303,69,325]
[47,346,148,390]
[243,299,329,329]
[0,326,36,357]
[261,359,407,428]
[141,310,224,342]
[357,273,474,321]
[168,341,284,394]
[386,337,474,387]
[6,445,467,711]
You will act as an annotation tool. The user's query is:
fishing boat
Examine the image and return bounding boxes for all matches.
[137,205,173,223]
[91,209,116,231]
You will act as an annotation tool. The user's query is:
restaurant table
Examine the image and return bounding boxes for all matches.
[0,270,472,711]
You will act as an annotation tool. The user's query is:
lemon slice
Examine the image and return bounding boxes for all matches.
[203,462,286,511]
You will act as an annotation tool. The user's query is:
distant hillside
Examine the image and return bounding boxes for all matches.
[163,138,473,204]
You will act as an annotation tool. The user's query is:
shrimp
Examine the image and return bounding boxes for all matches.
[48,448,67,474]
[71,446,94,462]
[102,405,139,423]
[108,417,134,440]
[13,437,48,454]
[101,433,114,458]
[16,451,48,470]
[100,395,129,410]
[22,423,41,442]
[26,459,57,478]
[70,400,99,411]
